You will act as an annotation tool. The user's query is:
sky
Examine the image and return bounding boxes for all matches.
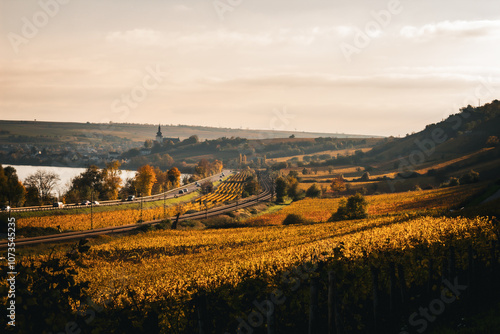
[1,0,499,137]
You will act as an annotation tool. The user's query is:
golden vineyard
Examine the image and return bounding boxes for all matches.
[6,180,500,333]
[183,171,252,211]
[17,186,498,333]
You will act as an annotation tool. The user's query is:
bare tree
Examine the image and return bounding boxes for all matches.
[25,170,60,203]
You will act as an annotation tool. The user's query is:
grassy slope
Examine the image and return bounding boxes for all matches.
[366,101,500,165]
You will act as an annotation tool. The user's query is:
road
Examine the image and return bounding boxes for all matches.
[7,170,232,213]
[0,173,273,248]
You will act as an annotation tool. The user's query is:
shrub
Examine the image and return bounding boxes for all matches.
[329,193,368,221]
[459,170,479,184]
[203,216,238,229]
[360,172,370,181]
[156,219,171,230]
[305,184,322,198]
[137,223,153,233]
[448,177,460,187]
[486,135,499,147]
[282,214,307,225]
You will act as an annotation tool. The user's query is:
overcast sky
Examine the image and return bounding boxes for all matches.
[1,0,499,137]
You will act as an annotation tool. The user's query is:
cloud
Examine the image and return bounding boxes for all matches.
[106,29,163,46]
[103,26,358,49]
[400,20,500,41]
[207,71,494,91]
[173,4,191,12]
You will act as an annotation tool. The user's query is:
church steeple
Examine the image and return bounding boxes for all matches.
[156,124,163,143]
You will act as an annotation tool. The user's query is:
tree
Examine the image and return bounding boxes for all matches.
[101,161,122,200]
[25,170,60,204]
[182,135,199,145]
[25,185,42,206]
[144,139,153,149]
[330,175,346,194]
[288,170,300,180]
[243,175,260,197]
[305,183,322,198]
[486,136,499,147]
[2,166,26,206]
[275,176,287,203]
[286,174,304,201]
[0,165,7,205]
[152,167,168,194]
[211,160,224,175]
[157,153,174,169]
[135,165,157,196]
[329,193,368,221]
[65,165,104,202]
[360,172,370,181]
[195,159,211,178]
[120,177,137,198]
[459,170,479,184]
[200,181,214,195]
[194,159,223,179]
[167,167,181,189]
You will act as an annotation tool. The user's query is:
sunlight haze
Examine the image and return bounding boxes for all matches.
[1,0,499,136]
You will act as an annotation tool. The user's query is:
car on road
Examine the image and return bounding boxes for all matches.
[178,190,184,194]
[92,201,99,205]
[127,195,136,201]
[53,202,64,208]
[183,189,188,193]
[81,200,91,206]
[1,205,10,211]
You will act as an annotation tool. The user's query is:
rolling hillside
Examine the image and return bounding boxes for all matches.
[0,120,376,146]
[366,100,500,162]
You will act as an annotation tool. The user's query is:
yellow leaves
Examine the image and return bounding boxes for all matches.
[68,214,496,307]
[18,183,497,309]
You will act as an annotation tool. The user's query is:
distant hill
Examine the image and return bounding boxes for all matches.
[367,100,500,159]
[0,120,378,146]
[364,99,500,181]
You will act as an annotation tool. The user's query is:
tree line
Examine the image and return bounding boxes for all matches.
[0,159,223,207]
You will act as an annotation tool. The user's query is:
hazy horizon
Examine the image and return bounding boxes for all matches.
[1,0,499,137]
